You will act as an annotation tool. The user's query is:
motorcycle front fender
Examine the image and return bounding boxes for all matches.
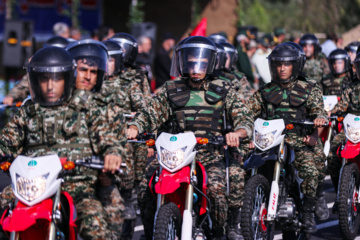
[1,198,52,232]
[155,166,191,195]
[243,147,278,170]
[341,141,360,159]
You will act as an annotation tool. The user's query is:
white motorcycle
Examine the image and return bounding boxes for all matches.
[240,118,321,240]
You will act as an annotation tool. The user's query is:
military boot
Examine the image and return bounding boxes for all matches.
[121,189,136,220]
[226,208,244,240]
[315,183,329,220]
[211,226,225,240]
[302,196,317,233]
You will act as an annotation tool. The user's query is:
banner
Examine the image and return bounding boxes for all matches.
[0,0,101,33]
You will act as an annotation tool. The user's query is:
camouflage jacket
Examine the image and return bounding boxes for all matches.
[332,80,360,115]
[303,53,331,85]
[129,78,253,138]
[247,79,327,147]
[321,74,352,97]
[7,74,30,101]
[123,67,152,104]
[219,70,254,101]
[0,89,127,181]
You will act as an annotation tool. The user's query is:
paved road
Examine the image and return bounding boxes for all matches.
[131,175,360,240]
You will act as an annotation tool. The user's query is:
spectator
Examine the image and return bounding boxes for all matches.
[321,33,338,57]
[52,22,70,38]
[252,38,272,85]
[70,27,82,40]
[154,32,176,90]
[98,25,115,41]
[273,27,286,45]
[235,33,256,87]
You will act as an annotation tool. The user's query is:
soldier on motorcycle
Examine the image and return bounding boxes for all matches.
[126,36,253,240]
[247,43,328,233]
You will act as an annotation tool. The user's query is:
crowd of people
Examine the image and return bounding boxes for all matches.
[0,20,360,240]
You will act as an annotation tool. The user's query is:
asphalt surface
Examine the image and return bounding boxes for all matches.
[132,175,360,240]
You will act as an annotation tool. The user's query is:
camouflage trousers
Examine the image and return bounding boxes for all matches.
[327,132,345,190]
[96,182,125,239]
[293,138,326,198]
[120,143,135,190]
[133,142,148,183]
[0,180,115,240]
[137,148,245,228]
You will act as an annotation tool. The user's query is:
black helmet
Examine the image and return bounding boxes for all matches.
[44,36,70,48]
[27,47,75,106]
[328,49,351,75]
[102,39,124,76]
[353,52,360,79]
[345,41,360,53]
[220,42,237,72]
[268,44,301,83]
[66,39,108,92]
[110,33,138,67]
[214,43,227,71]
[282,42,306,72]
[299,34,322,57]
[208,33,227,44]
[170,36,217,82]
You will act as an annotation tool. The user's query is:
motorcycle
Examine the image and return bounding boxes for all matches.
[335,113,360,240]
[0,154,125,240]
[322,95,339,156]
[240,118,322,240]
[146,132,213,240]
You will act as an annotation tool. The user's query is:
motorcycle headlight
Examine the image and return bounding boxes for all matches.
[160,147,186,169]
[255,130,276,149]
[16,173,49,202]
[347,124,360,142]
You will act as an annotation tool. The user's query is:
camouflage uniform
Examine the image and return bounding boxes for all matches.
[328,80,360,190]
[247,79,328,198]
[321,73,352,97]
[303,53,331,86]
[130,78,253,229]
[6,75,30,101]
[0,89,127,240]
[219,70,254,101]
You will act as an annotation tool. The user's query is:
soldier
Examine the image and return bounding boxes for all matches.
[107,33,151,239]
[327,52,360,213]
[127,36,253,240]
[66,39,126,239]
[322,49,352,97]
[300,34,331,85]
[0,46,127,239]
[247,44,328,233]
[2,36,72,105]
[219,41,254,101]
[208,33,228,44]
[345,41,360,79]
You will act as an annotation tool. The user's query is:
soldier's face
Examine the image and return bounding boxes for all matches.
[76,60,98,91]
[108,57,115,76]
[303,44,314,58]
[275,61,293,81]
[187,57,208,80]
[333,59,345,73]
[39,73,65,102]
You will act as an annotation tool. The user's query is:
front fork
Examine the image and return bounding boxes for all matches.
[266,139,285,221]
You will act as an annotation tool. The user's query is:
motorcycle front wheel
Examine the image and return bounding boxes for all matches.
[338,162,360,240]
[241,174,274,240]
[153,202,182,240]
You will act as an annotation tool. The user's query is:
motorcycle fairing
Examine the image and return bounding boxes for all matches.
[1,198,52,232]
[340,140,360,159]
[197,161,208,215]
[243,147,278,170]
[155,166,191,195]
[61,191,78,240]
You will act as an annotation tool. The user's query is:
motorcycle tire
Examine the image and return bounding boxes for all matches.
[241,174,274,240]
[153,202,182,240]
[338,162,360,240]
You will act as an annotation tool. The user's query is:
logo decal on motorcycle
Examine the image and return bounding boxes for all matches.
[28,160,37,167]
[170,136,177,142]
[355,117,360,122]
[263,122,269,126]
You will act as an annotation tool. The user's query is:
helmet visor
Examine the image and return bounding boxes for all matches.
[28,71,73,106]
[329,55,349,74]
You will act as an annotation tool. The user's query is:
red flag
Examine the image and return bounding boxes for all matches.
[190,18,207,37]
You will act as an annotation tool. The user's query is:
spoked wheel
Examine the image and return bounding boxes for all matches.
[241,174,274,240]
[153,202,182,240]
[338,162,360,240]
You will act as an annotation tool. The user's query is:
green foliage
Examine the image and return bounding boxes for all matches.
[127,0,145,28]
[60,0,81,29]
